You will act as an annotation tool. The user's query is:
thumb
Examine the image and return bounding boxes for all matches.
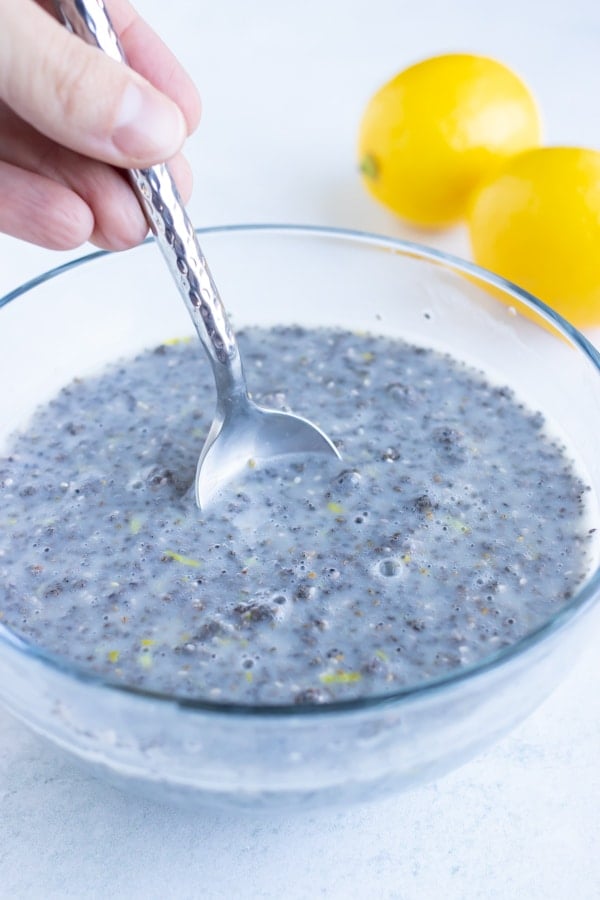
[0,0,187,167]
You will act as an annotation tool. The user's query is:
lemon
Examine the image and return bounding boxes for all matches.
[358,54,541,227]
[468,147,600,328]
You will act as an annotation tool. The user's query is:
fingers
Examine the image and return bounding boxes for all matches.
[37,0,202,135]
[87,152,193,250]
[99,0,202,134]
[0,0,191,168]
[0,159,94,250]
[0,103,194,251]
[0,0,199,250]
[0,152,193,251]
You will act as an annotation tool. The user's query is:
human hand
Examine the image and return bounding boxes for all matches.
[0,0,201,250]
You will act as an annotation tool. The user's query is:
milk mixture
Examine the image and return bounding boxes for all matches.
[0,326,594,704]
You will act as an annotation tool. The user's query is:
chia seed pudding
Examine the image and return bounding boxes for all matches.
[0,326,594,705]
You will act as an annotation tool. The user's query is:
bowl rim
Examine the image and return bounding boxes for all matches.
[1,222,600,718]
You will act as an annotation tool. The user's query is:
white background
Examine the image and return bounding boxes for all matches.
[1,1,600,897]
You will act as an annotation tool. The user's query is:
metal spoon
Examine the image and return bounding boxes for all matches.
[54,0,340,508]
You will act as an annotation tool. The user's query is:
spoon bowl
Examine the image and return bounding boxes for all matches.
[196,395,339,507]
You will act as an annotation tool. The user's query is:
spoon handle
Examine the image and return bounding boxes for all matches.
[53,0,242,382]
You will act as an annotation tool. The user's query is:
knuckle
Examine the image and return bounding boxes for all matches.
[45,32,127,134]
[50,40,96,123]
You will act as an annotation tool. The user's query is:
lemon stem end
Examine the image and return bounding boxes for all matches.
[359,154,379,180]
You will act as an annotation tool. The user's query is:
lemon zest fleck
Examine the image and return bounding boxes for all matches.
[320,670,362,685]
[129,517,143,535]
[163,550,201,568]
[163,336,192,346]
[445,516,471,534]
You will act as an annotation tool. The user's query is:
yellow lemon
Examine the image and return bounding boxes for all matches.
[358,54,541,227]
[468,147,600,328]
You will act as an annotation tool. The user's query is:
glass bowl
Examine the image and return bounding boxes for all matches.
[1,224,599,811]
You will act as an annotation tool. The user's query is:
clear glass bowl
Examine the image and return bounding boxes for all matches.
[1,224,599,811]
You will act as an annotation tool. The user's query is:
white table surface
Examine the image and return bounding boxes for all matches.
[1,1,600,897]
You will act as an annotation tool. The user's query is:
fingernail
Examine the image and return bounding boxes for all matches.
[112,82,187,162]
